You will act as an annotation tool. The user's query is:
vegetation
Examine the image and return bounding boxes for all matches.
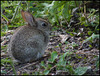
[1,1,99,75]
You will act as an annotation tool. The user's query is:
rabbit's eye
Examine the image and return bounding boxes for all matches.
[42,22,47,27]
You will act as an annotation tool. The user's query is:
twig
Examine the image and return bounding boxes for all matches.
[7,68,13,74]
[18,61,39,70]
[7,53,50,74]
[49,65,57,72]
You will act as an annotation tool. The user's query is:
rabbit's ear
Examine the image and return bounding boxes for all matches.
[21,10,37,27]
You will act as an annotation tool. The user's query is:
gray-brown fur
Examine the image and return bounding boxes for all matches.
[7,10,51,63]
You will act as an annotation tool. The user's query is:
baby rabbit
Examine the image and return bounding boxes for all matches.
[7,10,51,63]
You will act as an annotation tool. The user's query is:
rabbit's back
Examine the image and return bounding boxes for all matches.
[8,25,49,63]
[8,10,51,63]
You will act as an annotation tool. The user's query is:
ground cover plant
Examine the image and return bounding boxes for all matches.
[1,1,99,75]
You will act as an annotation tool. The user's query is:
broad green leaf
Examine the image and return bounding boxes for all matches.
[60,52,68,60]
[43,70,50,75]
[48,51,58,63]
[40,61,46,69]
[47,64,53,69]
[83,33,99,43]
[57,51,71,66]
[74,67,88,75]
[57,60,66,66]
[66,64,74,74]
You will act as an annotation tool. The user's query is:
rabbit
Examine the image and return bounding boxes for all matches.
[7,10,51,63]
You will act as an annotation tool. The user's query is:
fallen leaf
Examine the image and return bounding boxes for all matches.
[59,34,70,43]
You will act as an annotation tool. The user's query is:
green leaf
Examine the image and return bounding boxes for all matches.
[58,61,66,67]
[51,1,65,10]
[57,51,71,66]
[83,33,99,43]
[80,16,85,21]
[1,32,6,36]
[62,2,72,22]
[63,3,69,18]
[43,70,50,75]
[1,58,12,64]
[47,64,53,69]
[40,61,46,69]
[48,51,58,63]
[74,67,88,75]
[89,44,92,48]
[66,64,74,74]
[1,13,9,22]
[88,31,93,35]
